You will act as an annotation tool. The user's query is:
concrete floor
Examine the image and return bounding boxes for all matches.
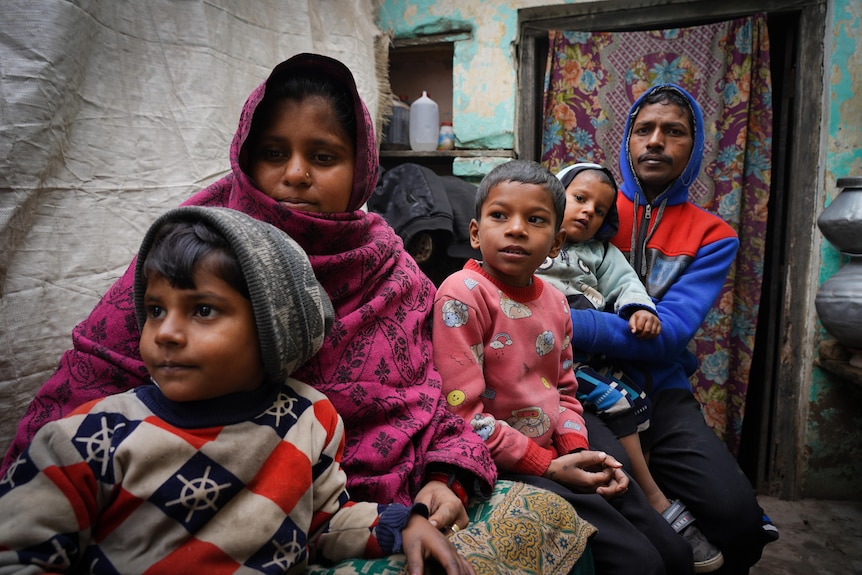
[751,495,862,574]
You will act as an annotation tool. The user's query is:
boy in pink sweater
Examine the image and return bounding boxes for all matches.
[433,159,623,487]
[433,159,692,575]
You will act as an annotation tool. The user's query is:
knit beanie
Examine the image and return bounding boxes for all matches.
[133,206,334,386]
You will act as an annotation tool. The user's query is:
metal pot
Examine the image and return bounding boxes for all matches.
[817,176,862,255]
[815,256,862,350]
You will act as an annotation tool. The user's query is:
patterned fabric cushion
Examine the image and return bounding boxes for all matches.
[305,480,596,575]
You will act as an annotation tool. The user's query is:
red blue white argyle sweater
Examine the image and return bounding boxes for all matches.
[0,380,412,574]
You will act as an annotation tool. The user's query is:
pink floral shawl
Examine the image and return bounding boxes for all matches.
[3,54,496,504]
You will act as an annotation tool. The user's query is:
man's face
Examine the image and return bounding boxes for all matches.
[628,101,694,201]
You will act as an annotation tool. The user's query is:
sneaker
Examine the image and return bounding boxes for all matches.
[762,514,780,543]
[681,522,725,573]
[661,499,725,573]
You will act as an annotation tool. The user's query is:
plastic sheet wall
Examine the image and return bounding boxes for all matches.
[0,0,383,454]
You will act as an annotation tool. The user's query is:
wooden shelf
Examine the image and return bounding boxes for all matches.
[379,149,515,158]
[816,359,862,388]
[816,340,862,388]
[379,149,516,177]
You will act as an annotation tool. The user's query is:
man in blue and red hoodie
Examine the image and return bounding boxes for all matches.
[570,84,777,574]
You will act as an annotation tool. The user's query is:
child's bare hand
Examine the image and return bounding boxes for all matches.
[595,464,629,499]
[544,450,628,498]
[629,310,661,339]
[402,514,475,575]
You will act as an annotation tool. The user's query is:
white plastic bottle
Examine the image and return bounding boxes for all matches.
[409,91,439,152]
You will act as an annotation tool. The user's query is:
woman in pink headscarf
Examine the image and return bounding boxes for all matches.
[3,53,592,574]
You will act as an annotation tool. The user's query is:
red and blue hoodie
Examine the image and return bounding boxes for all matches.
[569,84,739,396]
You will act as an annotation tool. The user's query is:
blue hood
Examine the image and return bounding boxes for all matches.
[619,84,705,207]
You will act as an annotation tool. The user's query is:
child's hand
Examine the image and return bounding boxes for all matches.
[594,462,629,499]
[629,310,661,339]
[414,480,469,533]
[402,514,476,575]
[544,450,629,499]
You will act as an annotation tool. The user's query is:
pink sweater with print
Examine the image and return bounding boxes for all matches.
[433,260,589,476]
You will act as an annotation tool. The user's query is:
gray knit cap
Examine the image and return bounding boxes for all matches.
[134,206,333,385]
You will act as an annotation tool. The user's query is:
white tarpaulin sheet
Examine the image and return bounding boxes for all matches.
[0,0,384,455]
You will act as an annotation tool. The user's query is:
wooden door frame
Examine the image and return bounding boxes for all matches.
[515,0,826,500]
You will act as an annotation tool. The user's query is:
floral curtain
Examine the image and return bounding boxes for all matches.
[540,15,772,455]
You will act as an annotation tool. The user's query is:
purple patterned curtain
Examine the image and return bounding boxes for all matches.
[541,15,772,455]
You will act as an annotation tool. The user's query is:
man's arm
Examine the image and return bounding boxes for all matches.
[570,237,738,360]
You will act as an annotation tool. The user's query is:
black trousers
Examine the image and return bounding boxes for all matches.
[508,389,768,574]
[506,404,694,575]
[634,389,768,575]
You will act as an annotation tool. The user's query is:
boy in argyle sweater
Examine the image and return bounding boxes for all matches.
[0,207,472,575]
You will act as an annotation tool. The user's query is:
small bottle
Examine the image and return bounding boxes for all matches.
[437,122,455,150]
[409,91,439,152]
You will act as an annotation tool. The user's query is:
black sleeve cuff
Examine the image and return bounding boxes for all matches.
[376,503,430,554]
[602,411,639,438]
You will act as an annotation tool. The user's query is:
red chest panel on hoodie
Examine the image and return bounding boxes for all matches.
[611,196,736,258]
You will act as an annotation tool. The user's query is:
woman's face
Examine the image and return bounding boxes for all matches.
[247,97,355,213]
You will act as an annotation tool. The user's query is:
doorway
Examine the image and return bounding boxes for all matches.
[516,0,826,498]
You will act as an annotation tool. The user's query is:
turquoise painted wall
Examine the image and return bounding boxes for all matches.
[377,0,578,176]
[376,0,862,499]
[806,0,862,500]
